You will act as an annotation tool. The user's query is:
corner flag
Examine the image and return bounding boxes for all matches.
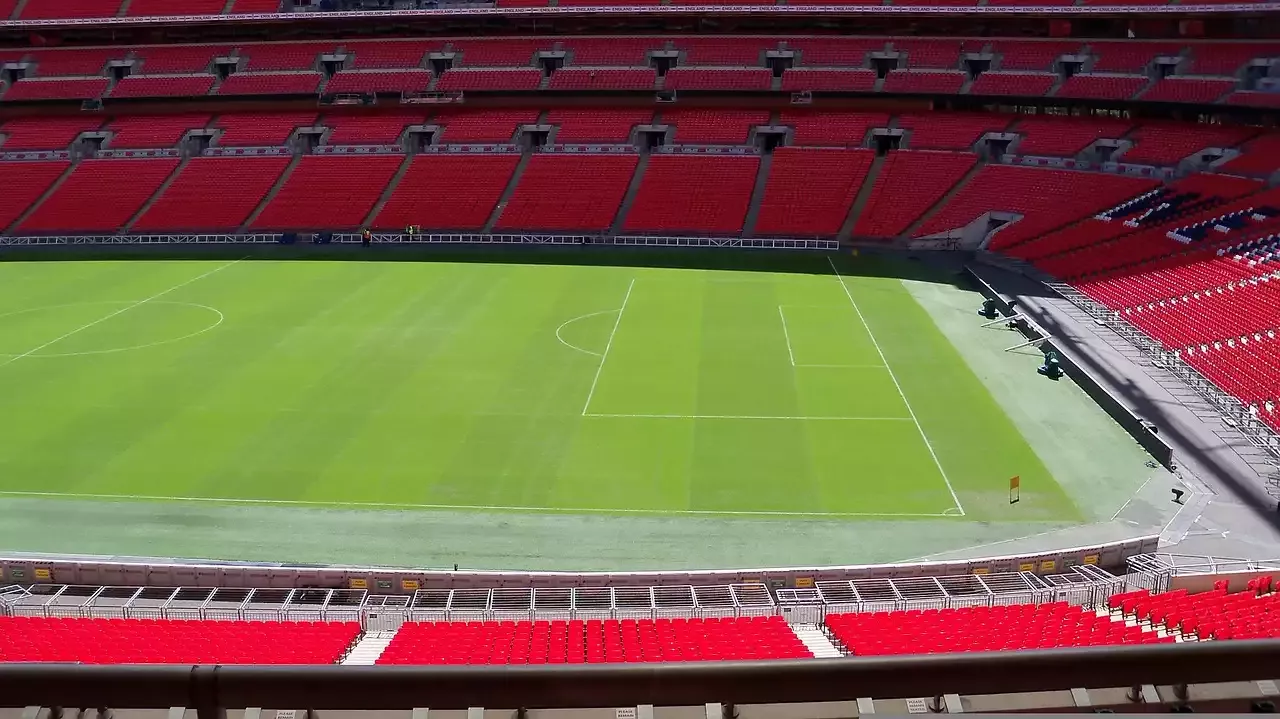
[1009,476,1020,504]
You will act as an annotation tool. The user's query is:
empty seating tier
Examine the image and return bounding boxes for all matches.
[344,41,436,69]
[662,68,772,91]
[546,110,652,143]
[970,71,1056,97]
[780,69,877,92]
[1013,116,1133,157]
[1123,124,1257,165]
[882,69,966,94]
[991,40,1081,70]
[17,158,179,233]
[133,46,231,74]
[213,112,316,147]
[664,110,769,144]
[1054,74,1148,100]
[0,117,102,150]
[435,110,540,143]
[898,113,1008,150]
[1140,77,1237,104]
[325,70,433,95]
[323,115,423,145]
[496,154,638,232]
[827,602,1168,656]
[435,69,543,92]
[0,161,71,230]
[106,115,209,148]
[28,49,123,76]
[622,155,758,235]
[109,75,216,98]
[133,157,292,232]
[0,617,360,664]
[19,0,123,19]
[2,78,109,102]
[853,150,976,238]
[549,69,657,91]
[127,0,227,15]
[250,155,403,231]
[781,111,888,147]
[240,43,334,71]
[754,148,874,238]
[373,154,518,231]
[377,617,810,665]
[217,72,324,95]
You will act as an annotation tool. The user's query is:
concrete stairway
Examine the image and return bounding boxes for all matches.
[740,151,774,236]
[239,153,302,232]
[901,159,986,238]
[340,630,397,666]
[122,155,191,233]
[790,623,844,658]
[609,152,651,235]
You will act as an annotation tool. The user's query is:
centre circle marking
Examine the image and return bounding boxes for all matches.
[0,301,225,358]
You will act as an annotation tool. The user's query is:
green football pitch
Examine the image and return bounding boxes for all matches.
[0,251,1084,559]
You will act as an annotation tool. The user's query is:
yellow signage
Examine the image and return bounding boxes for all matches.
[1040,560,1057,572]
[972,567,989,575]
[1019,562,1036,572]
[1083,554,1099,565]
[794,577,814,588]
[401,579,420,591]
[349,578,368,590]
[33,568,51,581]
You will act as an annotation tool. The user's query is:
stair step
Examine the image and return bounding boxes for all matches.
[790,623,844,658]
[341,630,398,666]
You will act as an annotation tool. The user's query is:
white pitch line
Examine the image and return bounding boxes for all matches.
[0,259,242,369]
[827,255,966,517]
[581,278,634,415]
[555,309,616,357]
[0,490,955,519]
[1109,473,1158,521]
[584,413,913,421]
[777,305,797,366]
[795,364,890,369]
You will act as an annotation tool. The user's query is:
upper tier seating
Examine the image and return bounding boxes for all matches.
[496,154,638,232]
[991,40,1082,70]
[882,69,966,94]
[0,117,102,150]
[344,40,437,69]
[132,45,232,74]
[623,154,759,234]
[1186,44,1279,75]
[324,70,433,94]
[28,49,123,76]
[322,114,423,145]
[779,69,877,92]
[16,158,179,233]
[546,110,652,143]
[19,0,122,19]
[1054,74,1148,100]
[781,111,888,147]
[853,150,976,238]
[373,154,518,231]
[435,110,540,143]
[452,40,554,67]
[1,78,109,101]
[663,68,772,91]
[1220,135,1280,175]
[827,602,1171,656]
[0,161,71,230]
[891,39,967,68]
[216,72,325,95]
[1225,91,1280,109]
[435,69,543,92]
[128,0,227,15]
[377,617,811,665]
[754,148,874,237]
[665,109,769,144]
[898,113,1008,150]
[1122,124,1258,165]
[1087,42,1184,72]
[240,43,335,71]
[1140,77,1237,104]
[133,157,292,231]
[107,115,210,148]
[109,75,216,98]
[1012,116,1133,157]
[549,69,658,91]
[250,155,403,230]
[920,166,1159,247]
[969,71,1057,97]
[565,39,658,66]
[788,38,888,66]
[0,617,360,664]
[674,39,773,65]
[230,0,283,12]
[213,112,317,146]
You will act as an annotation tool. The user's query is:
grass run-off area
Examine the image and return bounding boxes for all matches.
[0,250,1083,559]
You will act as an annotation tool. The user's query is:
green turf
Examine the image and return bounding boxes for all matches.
[0,253,1081,552]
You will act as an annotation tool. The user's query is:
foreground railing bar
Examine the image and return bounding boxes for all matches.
[2,641,1279,714]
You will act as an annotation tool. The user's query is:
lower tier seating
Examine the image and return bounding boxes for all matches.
[1,77,109,101]
[251,155,403,230]
[622,154,758,234]
[133,157,292,231]
[17,158,178,233]
[826,602,1170,656]
[377,616,811,665]
[1109,584,1280,641]
[753,148,874,237]
[373,154,518,231]
[0,617,359,664]
[853,150,976,238]
[0,160,70,230]
[496,153,638,232]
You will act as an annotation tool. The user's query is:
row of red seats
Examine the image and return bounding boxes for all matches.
[826,602,1173,657]
[377,616,811,665]
[6,0,277,19]
[1110,583,1280,641]
[0,617,359,664]
[1121,280,1280,349]
[1183,329,1280,407]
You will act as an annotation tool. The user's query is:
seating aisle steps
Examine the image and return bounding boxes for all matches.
[341,630,398,665]
[792,623,844,658]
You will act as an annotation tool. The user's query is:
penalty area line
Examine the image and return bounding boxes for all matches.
[0,490,959,519]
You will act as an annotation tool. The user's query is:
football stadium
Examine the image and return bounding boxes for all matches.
[1,0,1280,712]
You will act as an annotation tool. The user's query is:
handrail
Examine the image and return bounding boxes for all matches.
[2,640,1280,714]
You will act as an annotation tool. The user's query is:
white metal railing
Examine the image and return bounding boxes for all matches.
[0,234,281,245]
